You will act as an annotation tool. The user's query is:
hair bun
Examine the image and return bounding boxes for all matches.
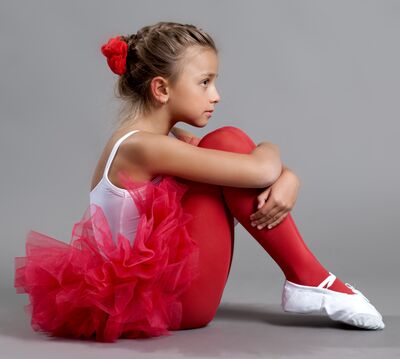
[100,36,128,75]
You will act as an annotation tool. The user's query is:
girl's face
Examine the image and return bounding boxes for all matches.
[168,46,220,127]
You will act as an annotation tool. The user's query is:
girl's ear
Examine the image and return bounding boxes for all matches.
[150,76,169,103]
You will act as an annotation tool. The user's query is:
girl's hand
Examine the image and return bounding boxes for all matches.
[249,167,300,230]
[171,127,201,146]
[187,136,201,146]
[178,135,200,146]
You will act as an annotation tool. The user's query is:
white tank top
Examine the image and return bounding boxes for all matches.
[89,130,177,243]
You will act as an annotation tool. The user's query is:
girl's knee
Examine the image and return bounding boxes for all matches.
[198,126,256,153]
[205,125,248,139]
[175,295,220,330]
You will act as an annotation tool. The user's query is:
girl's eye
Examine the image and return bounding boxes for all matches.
[201,79,210,86]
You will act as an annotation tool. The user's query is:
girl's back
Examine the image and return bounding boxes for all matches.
[89,129,178,243]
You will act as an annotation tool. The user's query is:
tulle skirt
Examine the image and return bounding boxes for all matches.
[14,172,200,342]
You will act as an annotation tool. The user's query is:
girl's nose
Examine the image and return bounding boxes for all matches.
[212,89,221,104]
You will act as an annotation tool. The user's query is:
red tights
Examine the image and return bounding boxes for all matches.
[171,126,353,330]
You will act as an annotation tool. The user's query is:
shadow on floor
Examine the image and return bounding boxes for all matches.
[2,298,399,358]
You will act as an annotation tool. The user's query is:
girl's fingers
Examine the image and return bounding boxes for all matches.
[251,209,283,229]
[250,204,281,221]
[251,209,278,227]
[265,212,289,229]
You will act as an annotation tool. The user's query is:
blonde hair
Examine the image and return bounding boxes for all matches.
[112,21,218,126]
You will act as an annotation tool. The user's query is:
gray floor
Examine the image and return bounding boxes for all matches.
[2,275,399,359]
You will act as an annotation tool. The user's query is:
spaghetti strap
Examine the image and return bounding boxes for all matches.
[103,130,141,179]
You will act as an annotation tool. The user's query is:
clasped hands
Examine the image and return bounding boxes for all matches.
[249,166,300,230]
[175,132,300,230]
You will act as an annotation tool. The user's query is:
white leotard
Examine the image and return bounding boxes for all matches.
[89,130,176,243]
[89,129,239,243]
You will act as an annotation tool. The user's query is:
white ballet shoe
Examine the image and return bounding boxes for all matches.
[281,272,385,330]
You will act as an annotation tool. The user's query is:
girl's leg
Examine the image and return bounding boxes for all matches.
[174,175,236,329]
[174,126,354,330]
[202,126,354,293]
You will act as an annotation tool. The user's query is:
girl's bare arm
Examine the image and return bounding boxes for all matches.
[171,127,282,184]
[252,141,283,186]
[128,131,281,189]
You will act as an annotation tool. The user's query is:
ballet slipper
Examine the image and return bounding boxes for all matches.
[281,272,385,330]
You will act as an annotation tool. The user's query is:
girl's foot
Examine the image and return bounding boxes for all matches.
[281,272,385,330]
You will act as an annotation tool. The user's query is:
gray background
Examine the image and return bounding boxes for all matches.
[1,0,399,358]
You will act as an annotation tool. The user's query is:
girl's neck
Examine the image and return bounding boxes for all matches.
[117,109,177,136]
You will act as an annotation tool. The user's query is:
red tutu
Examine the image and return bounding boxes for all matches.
[14,172,200,342]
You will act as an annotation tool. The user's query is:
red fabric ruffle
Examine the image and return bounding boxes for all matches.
[14,172,200,342]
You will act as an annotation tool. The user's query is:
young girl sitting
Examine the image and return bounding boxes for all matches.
[14,21,385,343]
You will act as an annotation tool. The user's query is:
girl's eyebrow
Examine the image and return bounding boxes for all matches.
[199,72,219,78]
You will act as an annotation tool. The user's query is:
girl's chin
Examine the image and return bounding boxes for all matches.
[201,114,211,122]
[198,119,209,127]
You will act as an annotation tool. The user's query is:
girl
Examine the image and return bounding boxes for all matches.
[14,21,385,343]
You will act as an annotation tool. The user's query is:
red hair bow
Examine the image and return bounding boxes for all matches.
[101,36,128,75]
